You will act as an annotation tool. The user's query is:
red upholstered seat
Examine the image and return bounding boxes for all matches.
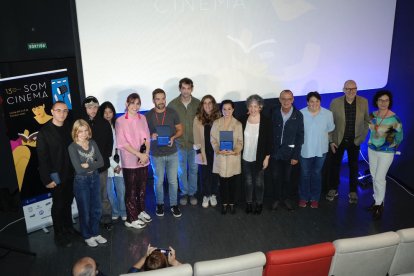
[263,242,335,276]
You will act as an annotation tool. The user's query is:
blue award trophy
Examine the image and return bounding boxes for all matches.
[156,125,171,146]
[220,131,233,151]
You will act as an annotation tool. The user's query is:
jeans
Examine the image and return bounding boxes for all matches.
[73,171,102,239]
[107,176,126,218]
[329,140,360,192]
[299,154,326,201]
[177,147,198,196]
[242,160,264,204]
[368,148,394,205]
[271,158,294,201]
[150,152,179,206]
[123,167,148,222]
[99,170,112,223]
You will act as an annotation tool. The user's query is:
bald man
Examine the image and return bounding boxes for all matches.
[72,257,105,276]
[326,80,369,204]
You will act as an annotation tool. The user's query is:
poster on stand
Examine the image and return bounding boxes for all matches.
[0,69,78,233]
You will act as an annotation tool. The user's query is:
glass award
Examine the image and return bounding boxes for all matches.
[156,125,171,146]
[220,131,233,151]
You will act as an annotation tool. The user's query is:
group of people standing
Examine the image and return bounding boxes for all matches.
[36,78,403,248]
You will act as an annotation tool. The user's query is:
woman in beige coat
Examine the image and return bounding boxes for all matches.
[193,95,221,208]
[211,100,243,214]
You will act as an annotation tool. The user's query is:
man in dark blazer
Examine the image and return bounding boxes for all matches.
[271,90,304,211]
[326,80,369,204]
[37,101,74,247]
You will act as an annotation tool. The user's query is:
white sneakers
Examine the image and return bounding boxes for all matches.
[94,235,107,244]
[125,211,152,229]
[202,196,209,208]
[210,195,217,207]
[138,211,152,223]
[85,235,107,247]
[202,195,218,208]
[125,219,146,229]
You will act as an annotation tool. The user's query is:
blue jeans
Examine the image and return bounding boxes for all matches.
[107,176,126,218]
[73,171,102,239]
[177,147,198,196]
[150,152,179,206]
[299,154,326,201]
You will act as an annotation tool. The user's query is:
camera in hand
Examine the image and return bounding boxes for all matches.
[155,248,170,257]
[114,148,120,163]
[140,138,147,153]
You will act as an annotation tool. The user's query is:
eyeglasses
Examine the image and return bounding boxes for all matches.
[345,88,357,92]
[53,109,69,114]
[378,98,390,103]
[280,97,293,102]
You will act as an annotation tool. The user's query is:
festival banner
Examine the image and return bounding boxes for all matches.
[0,69,78,233]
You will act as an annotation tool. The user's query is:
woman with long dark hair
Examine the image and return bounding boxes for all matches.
[99,101,127,221]
[193,95,221,208]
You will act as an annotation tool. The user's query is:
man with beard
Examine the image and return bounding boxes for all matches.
[145,89,183,218]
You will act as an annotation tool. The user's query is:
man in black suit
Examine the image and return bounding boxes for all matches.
[37,101,75,247]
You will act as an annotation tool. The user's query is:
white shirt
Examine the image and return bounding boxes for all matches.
[243,121,259,162]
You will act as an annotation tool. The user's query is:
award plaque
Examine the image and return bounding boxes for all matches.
[156,125,171,146]
[220,131,233,151]
[50,172,61,185]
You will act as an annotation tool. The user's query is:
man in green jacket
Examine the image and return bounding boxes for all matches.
[168,78,201,206]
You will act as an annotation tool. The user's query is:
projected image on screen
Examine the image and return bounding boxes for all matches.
[75,0,397,111]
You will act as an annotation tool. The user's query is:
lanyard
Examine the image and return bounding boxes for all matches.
[375,110,389,131]
[155,110,166,125]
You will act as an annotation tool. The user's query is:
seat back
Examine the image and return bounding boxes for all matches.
[263,242,335,276]
[193,252,266,276]
[389,228,414,276]
[329,231,399,276]
[120,263,193,276]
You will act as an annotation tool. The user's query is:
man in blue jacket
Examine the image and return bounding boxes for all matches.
[271,90,304,211]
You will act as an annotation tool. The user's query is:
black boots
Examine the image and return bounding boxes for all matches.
[254,203,263,214]
[246,202,263,214]
[245,203,253,214]
[372,203,384,220]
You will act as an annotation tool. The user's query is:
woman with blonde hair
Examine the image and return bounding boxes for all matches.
[68,119,106,247]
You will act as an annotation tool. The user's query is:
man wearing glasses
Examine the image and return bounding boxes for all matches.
[271,90,304,211]
[326,80,369,204]
[37,101,75,247]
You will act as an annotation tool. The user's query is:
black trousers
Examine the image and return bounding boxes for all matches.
[51,178,74,235]
[329,140,360,193]
[271,158,294,201]
[219,176,237,204]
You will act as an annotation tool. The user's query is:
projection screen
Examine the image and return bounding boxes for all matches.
[75,0,397,111]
